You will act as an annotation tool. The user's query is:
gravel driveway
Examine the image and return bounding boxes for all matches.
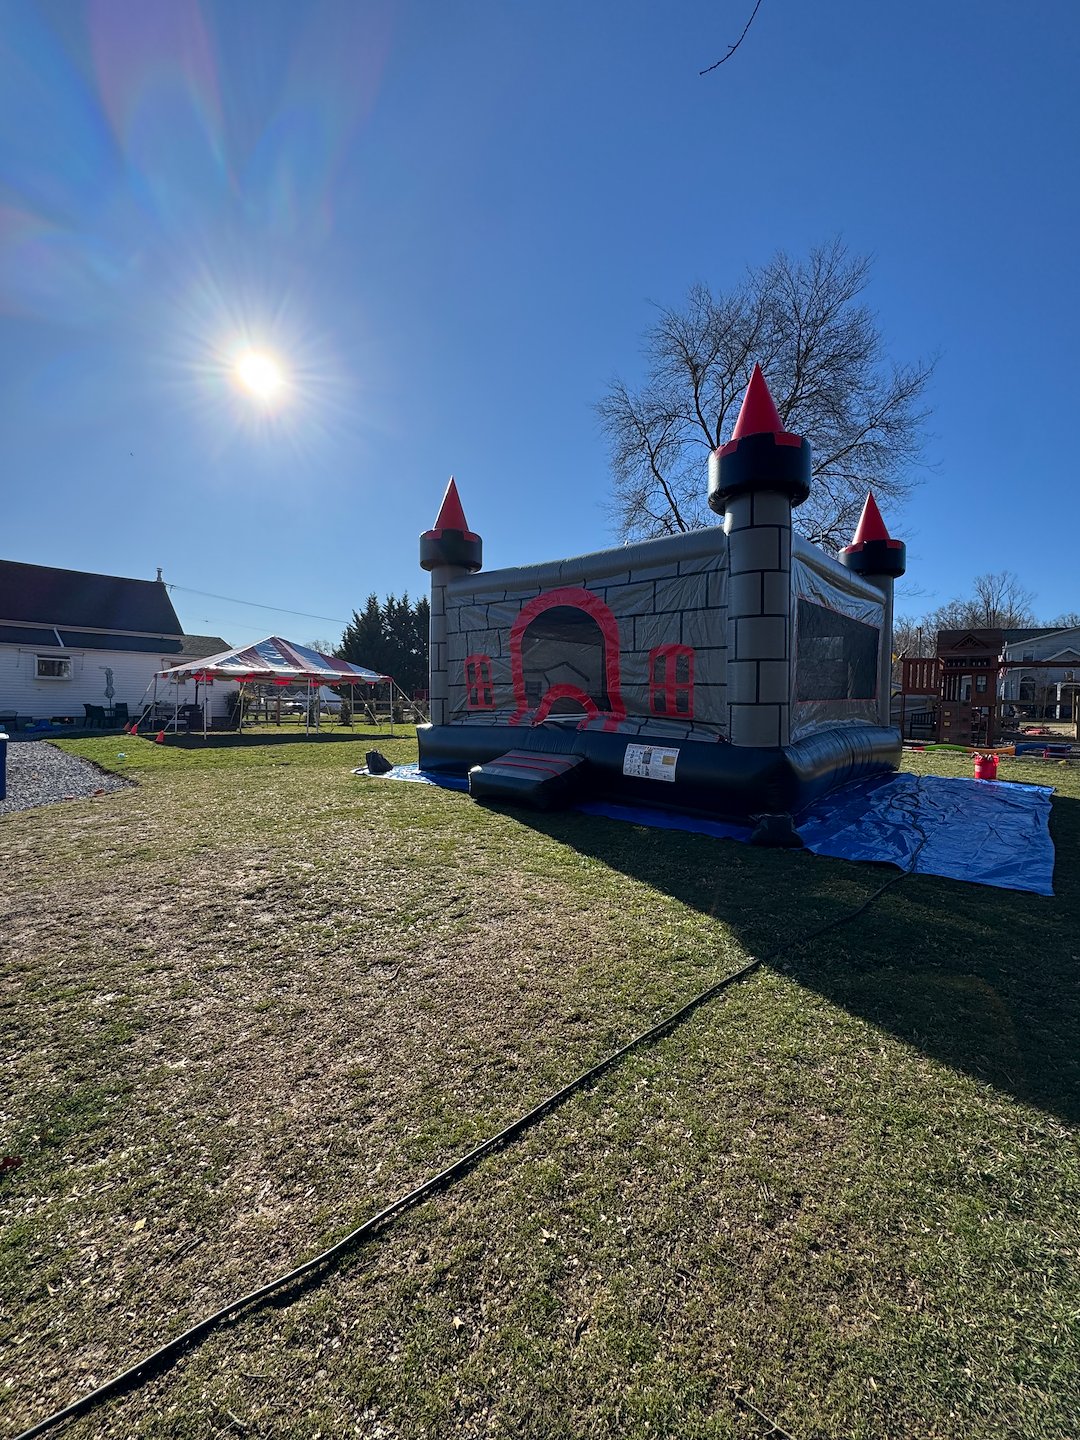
[0,740,133,817]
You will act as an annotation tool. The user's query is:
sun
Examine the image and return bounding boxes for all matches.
[234,349,285,402]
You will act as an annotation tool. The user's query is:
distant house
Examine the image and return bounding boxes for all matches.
[0,559,227,728]
[936,627,1061,703]
[894,626,1071,746]
[1001,626,1080,719]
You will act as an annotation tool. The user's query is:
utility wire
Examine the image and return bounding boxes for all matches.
[14,836,925,1440]
[165,583,351,628]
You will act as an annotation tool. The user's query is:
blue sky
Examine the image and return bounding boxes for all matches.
[1,0,1077,645]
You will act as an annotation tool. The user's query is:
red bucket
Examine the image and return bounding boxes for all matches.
[973,754,998,780]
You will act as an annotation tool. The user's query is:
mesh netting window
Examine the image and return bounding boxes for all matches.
[795,600,878,701]
[519,606,611,711]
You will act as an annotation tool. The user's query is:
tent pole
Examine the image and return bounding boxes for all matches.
[136,676,157,733]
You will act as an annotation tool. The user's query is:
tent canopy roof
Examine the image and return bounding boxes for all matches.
[158,635,389,685]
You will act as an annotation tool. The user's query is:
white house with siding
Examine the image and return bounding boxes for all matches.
[0,558,228,729]
[1000,626,1080,719]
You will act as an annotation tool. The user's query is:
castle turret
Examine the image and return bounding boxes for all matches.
[708,364,810,748]
[420,478,483,727]
[837,491,906,729]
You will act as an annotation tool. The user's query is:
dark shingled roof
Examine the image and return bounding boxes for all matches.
[176,633,231,658]
[0,559,183,634]
[0,627,180,654]
[0,628,229,654]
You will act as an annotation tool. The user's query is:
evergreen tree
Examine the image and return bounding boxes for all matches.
[336,593,429,695]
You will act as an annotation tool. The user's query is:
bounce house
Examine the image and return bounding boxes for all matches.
[416,365,907,828]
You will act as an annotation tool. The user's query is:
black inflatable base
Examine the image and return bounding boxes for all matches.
[418,722,902,823]
[468,750,589,810]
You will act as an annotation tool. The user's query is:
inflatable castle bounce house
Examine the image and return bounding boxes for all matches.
[416,365,907,832]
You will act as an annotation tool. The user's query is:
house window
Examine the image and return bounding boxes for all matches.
[975,674,988,693]
[649,644,695,718]
[464,654,494,710]
[36,655,72,680]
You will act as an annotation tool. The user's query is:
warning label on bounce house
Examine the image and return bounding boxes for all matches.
[622,743,680,782]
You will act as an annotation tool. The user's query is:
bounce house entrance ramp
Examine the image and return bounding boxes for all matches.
[468,750,590,810]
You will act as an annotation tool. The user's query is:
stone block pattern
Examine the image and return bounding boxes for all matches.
[439,538,731,740]
[723,492,793,748]
[428,575,449,727]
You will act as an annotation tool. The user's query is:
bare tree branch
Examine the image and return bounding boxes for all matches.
[597,240,937,546]
[700,0,765,75]
[903,572,1040,640]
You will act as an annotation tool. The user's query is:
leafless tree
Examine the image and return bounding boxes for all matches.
[924,572,1037,634]
[897,571,1072,677]
[597,240,936,549]
[892,617,935,658]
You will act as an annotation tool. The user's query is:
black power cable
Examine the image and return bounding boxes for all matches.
[14,855,920,1440]
[164,583,351,628]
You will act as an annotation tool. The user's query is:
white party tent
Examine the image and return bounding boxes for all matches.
[138,636,418,736]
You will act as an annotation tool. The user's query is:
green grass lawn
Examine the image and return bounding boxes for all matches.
[2,732,1077,1439]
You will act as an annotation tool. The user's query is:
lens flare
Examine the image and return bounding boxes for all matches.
[234,349,285,401]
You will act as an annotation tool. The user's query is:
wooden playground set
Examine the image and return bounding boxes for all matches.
[898,651,1079,751]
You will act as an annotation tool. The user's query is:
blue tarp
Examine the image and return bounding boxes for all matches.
[365,766,1055,896]
[797,773,1054,895]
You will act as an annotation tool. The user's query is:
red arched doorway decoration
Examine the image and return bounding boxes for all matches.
[509,586,625,730]
[532,684,600,725]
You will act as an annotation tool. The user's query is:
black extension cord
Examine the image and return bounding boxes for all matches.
[15,855,919,1440]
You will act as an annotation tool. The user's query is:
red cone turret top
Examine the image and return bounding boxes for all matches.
[420,477,483,573]
[731,363,784,440]
[427,477,479,541]
[708,363,810,514]
[838,490,906,580]
[724,364,803,450]
[842,491,904,552]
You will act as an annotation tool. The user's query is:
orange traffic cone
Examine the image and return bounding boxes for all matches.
[155,730,165,744]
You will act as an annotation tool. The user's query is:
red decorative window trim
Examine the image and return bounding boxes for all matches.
[464,654,494,709]
[509,586,625,730]
[649,643,695,718]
